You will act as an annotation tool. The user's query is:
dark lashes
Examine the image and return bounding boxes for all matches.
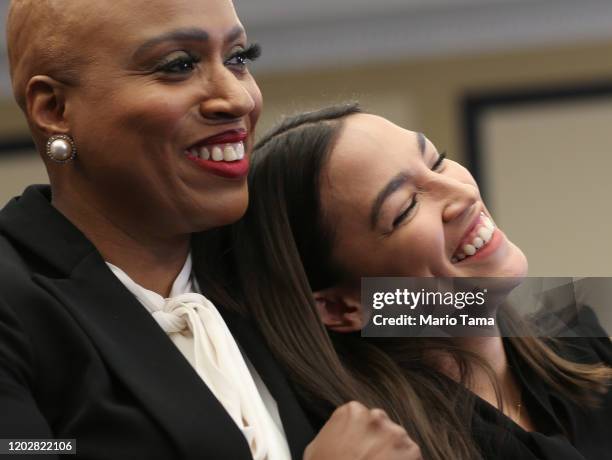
[239,43,262,61]
[432,151,446,171]
[392,196,418,227]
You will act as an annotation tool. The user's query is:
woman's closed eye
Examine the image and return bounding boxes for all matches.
[431,151,446,171]
[391,195,418,229]
[388,152,447,232]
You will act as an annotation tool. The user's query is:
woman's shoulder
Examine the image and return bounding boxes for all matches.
[0,229,69,328]
[0,229,41,286]
[0,236,34,304]
[0,230,27,263]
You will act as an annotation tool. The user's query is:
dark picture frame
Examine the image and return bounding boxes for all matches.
[462,79,612,200]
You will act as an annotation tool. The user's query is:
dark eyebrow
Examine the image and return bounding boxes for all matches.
[417,132,426,156]
[132,25,246,59]
[370,173,410,229]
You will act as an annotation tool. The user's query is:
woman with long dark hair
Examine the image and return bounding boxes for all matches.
[197,103,612,459]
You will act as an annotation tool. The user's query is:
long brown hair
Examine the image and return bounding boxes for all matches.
[194,103,611,460]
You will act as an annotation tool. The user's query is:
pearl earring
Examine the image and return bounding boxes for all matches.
[46,134,77,163]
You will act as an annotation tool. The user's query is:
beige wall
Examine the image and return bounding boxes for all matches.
[0,100,29,137]
[0,151,46,201]
[482,97,612,276]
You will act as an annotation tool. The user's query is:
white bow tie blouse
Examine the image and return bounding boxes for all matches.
[106,255,291,460]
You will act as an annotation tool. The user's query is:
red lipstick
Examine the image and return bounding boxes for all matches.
[184,129,250,179]
[186,155,249,179]
[193,129,247,148]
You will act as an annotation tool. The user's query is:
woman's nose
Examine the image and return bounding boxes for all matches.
[430,175,480,223]
[198,68,256,122]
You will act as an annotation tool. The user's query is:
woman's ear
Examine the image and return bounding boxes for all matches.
[26,75,71,136]
[313,287,365,333]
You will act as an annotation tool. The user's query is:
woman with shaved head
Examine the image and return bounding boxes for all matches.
[0,1,422,459]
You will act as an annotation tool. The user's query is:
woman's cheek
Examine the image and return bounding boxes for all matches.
[393,233,440,276]
[123,102,185,134]
[245,77,263,127]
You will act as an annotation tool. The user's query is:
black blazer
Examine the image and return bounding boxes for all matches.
[0,185,314,459]
[472,319,612,460]
[306,314,612,460]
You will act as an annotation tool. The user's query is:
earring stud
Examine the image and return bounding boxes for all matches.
[46,134,77,163]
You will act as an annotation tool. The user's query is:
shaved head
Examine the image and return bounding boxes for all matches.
[6,0,92,110]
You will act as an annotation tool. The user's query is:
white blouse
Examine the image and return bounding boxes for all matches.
[106,255,291,460]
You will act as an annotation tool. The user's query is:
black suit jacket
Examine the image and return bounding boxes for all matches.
[0,185,314,459]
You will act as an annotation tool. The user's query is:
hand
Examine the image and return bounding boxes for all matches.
[303,401,422,460]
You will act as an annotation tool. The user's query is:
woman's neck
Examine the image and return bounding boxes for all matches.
[52,191,190,297]
[455,336,508,380]
[430,337,523,419]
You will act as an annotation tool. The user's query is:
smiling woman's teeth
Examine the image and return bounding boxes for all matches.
[451,213,496,264]
[211,146,223,161]
[186,142,245,162]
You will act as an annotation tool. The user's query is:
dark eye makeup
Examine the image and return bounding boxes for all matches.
[225,43,262,68]
[156,43,261,75]
[156,52,200,74]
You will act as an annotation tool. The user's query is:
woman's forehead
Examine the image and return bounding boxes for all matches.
[108,0,239,23]
[319,116,415,214]
[329,114,422,175]
[85,0,241,41]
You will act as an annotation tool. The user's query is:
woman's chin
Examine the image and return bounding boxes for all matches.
[498,241,528,279]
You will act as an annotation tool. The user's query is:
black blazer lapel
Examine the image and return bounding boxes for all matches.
[221,310,315,459]
[34,253,253,460]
